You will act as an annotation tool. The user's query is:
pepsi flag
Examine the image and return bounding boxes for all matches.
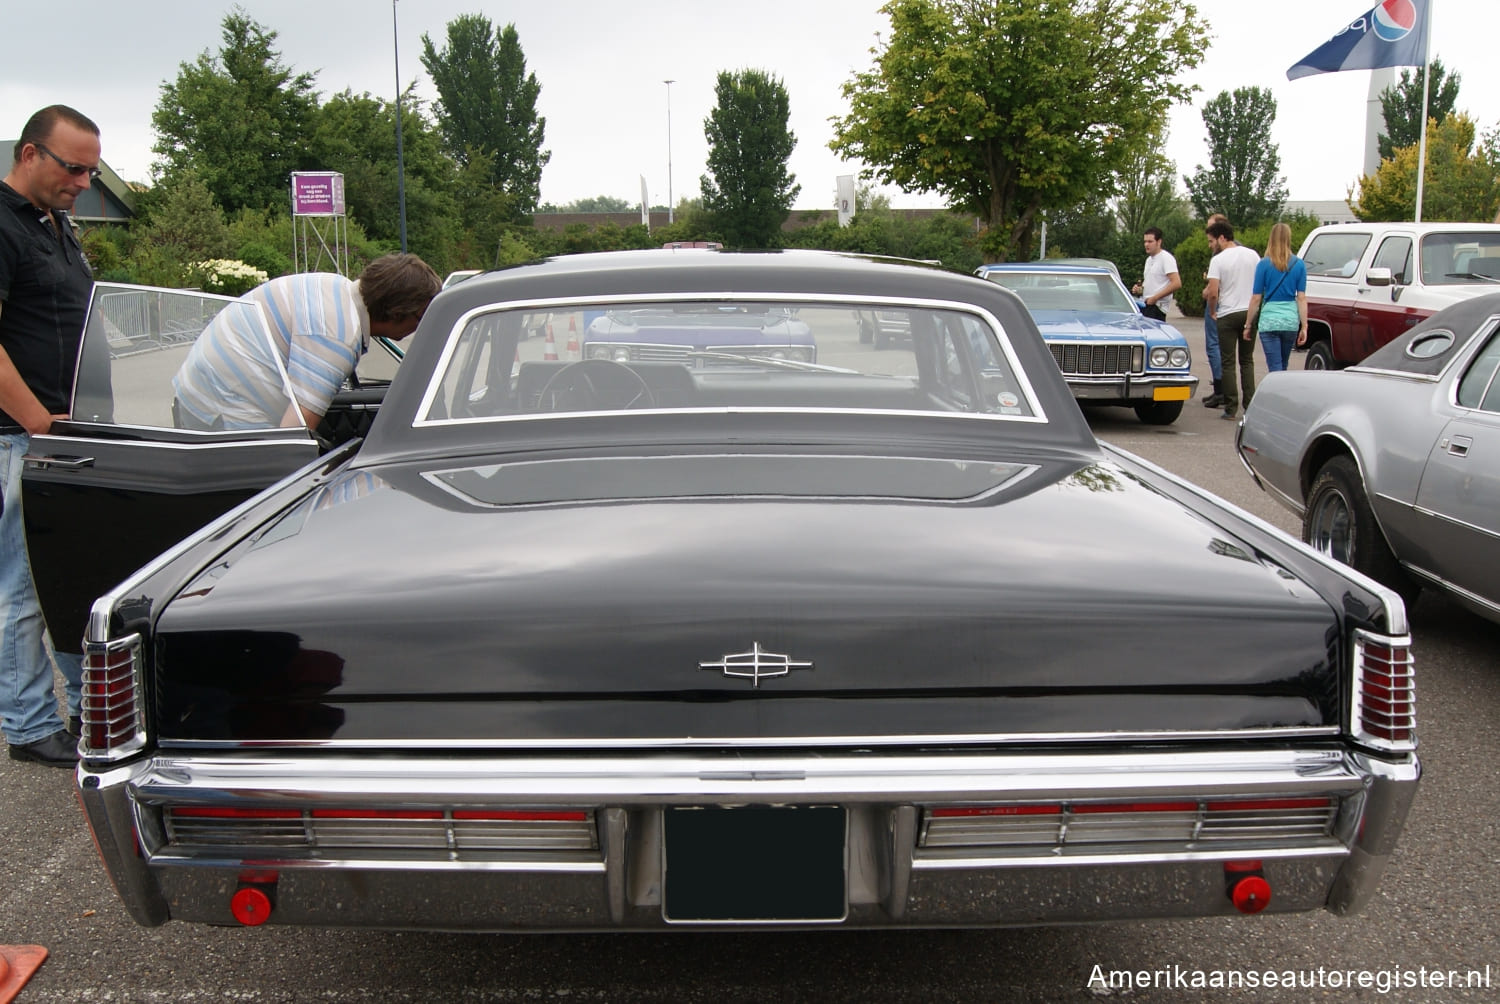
[1286,0,1428,80]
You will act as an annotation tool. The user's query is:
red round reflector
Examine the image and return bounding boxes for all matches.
[230,886,273,926]
[1230,875,1272,914]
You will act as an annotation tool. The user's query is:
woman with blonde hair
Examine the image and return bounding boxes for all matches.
[1245,223,1307,372]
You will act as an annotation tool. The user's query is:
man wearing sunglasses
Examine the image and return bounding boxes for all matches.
[0,104,100,767]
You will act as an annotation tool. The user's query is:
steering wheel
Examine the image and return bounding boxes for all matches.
[537,359,657,411]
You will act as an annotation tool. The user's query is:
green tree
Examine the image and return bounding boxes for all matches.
[420,15,548,217]
[151,10,318,213]
[1184,87,1288,227]
[830,0,1207,261]
[1114,130,1183,238]
[700,69,801,247]
[1353,114,1500,223]
[1378,58,1461,161]
[127,170,234,285]
[310,87,461,270]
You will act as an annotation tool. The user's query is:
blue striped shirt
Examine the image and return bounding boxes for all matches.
[173,273,368,430]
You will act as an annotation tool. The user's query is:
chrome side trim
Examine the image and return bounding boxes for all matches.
[160,725,1343,752]
[1400,565,1500,618]
[1344,366,1440,382]
[27,432,315,452]
[1410,503,1500,542]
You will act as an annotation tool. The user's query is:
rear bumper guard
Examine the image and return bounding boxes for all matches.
[77,746,1417,929]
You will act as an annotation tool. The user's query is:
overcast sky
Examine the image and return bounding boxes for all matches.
[3,1,1494,212]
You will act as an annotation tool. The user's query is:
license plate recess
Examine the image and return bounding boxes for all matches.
[663,805,847,923]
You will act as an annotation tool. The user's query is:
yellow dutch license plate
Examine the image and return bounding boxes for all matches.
[1154,386,1191,401]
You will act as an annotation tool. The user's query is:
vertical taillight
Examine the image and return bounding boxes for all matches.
[81,634,147,760]
[1351,628,1416,752]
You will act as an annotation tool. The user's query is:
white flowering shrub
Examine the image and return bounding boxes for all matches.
[193,258,269,297]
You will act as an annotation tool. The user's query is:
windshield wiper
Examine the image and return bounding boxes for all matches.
[1444,272,1500,283]
[684,351,859,373]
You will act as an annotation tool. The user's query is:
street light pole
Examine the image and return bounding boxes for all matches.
[664,79,675,225]
[393,0,408,252]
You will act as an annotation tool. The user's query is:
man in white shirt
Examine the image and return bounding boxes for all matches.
[1131,227,1180,321]
[1203,220,1260,421]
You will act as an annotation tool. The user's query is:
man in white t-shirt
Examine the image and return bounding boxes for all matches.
[1203,220,1261,421]
[1131,227,1180,321]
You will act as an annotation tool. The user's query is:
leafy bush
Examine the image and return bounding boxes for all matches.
[236,241,293,279]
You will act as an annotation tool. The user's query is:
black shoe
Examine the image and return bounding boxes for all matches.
[67,715,81,737]
[1202,394,1225,408]
[1220,409,1238,421]
[7,729,79,768]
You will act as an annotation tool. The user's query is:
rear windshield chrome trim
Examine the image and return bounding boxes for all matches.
[412,291,1049,429]
[163,725,1343,751]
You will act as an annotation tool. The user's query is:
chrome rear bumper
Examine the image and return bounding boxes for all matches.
[77,746,1417,930]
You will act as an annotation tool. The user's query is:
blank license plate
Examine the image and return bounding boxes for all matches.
[663,805,847,923]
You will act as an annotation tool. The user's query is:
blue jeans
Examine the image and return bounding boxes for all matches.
[1,433,82,744]
[1204,312,1222,380]
[1259,330,1298,372]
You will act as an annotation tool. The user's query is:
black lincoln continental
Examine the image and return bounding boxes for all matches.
[26,250,1417,931]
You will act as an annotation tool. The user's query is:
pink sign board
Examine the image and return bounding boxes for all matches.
[291,172,345,216]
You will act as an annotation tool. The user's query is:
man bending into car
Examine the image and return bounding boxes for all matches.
[172,253,439,432]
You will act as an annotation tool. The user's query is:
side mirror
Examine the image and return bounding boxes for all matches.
[1365,267,1394,287]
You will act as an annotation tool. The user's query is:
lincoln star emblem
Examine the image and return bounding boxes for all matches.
[700,642,812,688]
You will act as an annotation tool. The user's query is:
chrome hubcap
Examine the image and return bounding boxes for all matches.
[1307,489,1353,563]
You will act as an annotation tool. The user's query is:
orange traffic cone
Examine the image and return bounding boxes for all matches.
[564,316,580,361]
[0,944,49,1004]
[543,323,558,361]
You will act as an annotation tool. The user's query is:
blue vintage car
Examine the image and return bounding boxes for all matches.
[976,262,1197,424]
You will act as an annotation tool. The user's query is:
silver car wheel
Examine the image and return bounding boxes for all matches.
[1306,485,1352,562]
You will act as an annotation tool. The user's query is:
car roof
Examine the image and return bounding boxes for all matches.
[1310,222,1500,235]
[978,262,1116,275]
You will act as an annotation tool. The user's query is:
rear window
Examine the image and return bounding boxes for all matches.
[416,299,1041,425]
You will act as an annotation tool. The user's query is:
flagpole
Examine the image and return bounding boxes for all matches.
[1413,1,1433,223]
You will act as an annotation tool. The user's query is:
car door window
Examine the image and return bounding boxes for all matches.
[1303,233,1371,278]
[1372,237,1412,285]
[1457,327,1500,410]
[73,284,301,431]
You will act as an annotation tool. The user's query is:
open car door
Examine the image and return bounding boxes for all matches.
[21,283,323,655]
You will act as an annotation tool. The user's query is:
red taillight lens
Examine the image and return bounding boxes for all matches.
[81,634,145,760]
[1352,629,1416,751]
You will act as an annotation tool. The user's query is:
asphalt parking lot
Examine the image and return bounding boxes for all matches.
[2,314,1497,1002]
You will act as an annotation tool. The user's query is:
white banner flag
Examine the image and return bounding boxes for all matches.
[836,175,856,227]
[641,176,650,226]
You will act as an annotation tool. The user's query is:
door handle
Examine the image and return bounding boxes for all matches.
[22,453,95,470]
[1446,435,1472,458]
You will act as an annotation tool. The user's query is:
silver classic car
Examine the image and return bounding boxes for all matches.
[1239,292,1500,624]
[28,251,1416,932]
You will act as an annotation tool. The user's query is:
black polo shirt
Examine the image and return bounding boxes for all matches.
[0,180,94,431]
